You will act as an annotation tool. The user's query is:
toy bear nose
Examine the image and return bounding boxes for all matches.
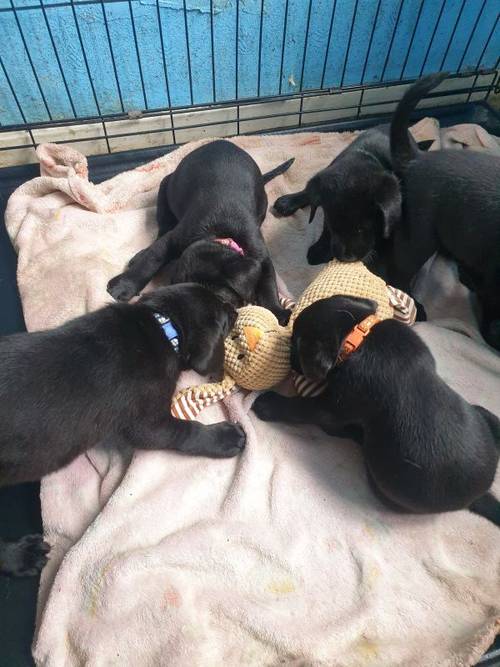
[243,326,262,351]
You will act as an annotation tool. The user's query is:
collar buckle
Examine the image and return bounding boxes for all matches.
[337,314,380,364]
[152,312,180,354]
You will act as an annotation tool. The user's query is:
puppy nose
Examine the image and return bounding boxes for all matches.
[331,243,344,259]
[243,326,262,351]
[336,247,357,261]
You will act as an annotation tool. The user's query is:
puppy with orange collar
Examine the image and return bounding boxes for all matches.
[253,295,500,525]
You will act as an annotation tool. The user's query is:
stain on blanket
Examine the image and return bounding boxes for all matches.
[164,585,182,608]
[354,635,379,661]
[298,136,322,146]
[325,537,341,551]
[362,518,391,539]
[86,560,115,616]
[266,578,295,595]
[65,630,88,664]
[366,565,380,587]
[136,161,164,172]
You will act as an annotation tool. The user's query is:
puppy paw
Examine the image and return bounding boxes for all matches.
[307,242,330,265]
[252,392,283,422]
[127,247,148,269]
[1,535,50,577]
[208,422,246,458]
[415,299,427,322]
[107,274,138,302]
[275,307,291,326]
[273,195,298,217]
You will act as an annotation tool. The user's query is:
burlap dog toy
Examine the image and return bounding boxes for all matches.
[171,260,416,419]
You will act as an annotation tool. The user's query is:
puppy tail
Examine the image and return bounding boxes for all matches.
[263,157,295,184]
[469,493,500,527]
[390,72,448,174]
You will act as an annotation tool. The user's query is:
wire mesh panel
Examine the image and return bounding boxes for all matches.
[0,0,499,158]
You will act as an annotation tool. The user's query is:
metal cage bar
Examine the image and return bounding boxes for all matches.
[380,0,406,82]
[127,0,148,108]
[0,0,498,161]
[320,0,338,91]
[340,0,360,89]
[209,0,217,103]
[7,0,53,122]
[419,0,447,78]
[278,0,290,97]
[361,0,382,86]
[400,0,426,79]
[39,2,78,120]
[182,0,194,106]
[1,72,496,154]
[439,0,467,72]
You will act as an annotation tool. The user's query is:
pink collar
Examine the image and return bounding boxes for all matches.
[214,237,245,257]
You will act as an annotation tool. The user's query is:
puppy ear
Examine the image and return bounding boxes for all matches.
[296,336,333,382]
[307,178,321,224]
[343,296,378,316]
[224,256,262,303]
[189,332,226,380]
[376,173,401,239]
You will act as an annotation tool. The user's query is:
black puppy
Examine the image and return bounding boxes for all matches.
[107,140,294,325]
[0,283,246,576]
[273,124,407,269]
[388,73,500,349]
[253,295,500,525]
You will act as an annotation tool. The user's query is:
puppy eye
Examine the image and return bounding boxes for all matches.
[231,334,239,340]
[237,353,245,360]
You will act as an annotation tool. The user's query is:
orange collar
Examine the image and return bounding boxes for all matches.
[337,314,380,364]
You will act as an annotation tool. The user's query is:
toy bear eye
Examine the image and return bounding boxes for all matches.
[237,353,245,360]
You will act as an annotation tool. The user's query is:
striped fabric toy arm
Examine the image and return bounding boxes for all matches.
[279,295,296,310]
[386,285,417,325]
[171,376,238,421]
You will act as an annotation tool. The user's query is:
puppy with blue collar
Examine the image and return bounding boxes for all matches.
[0,283,245,577]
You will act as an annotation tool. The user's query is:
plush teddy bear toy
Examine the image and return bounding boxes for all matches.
[171,260,416,420]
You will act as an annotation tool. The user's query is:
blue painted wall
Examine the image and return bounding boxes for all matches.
[0,0,499,126]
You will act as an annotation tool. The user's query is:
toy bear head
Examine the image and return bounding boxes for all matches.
[224,305,291,391]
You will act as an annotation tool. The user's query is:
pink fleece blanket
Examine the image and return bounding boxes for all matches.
[5,122,500,666]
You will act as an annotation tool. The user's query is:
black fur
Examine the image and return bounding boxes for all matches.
[253,295,500,524]
[0,535,50,578]
[0,283,246,576]
[388,73,500,349]
[107,140,294,325]
[272,124,409,270]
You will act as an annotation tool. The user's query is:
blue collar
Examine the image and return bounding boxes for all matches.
[152,312,180,354]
